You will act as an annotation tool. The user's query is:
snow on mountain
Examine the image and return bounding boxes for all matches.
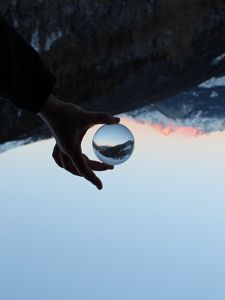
[44,30,63,51]
[211,52,225,66]
[198,76,225,88]
[128,73,225,136]
[0,139,29,153]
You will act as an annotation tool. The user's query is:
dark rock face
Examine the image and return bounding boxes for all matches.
[1,0,225,144]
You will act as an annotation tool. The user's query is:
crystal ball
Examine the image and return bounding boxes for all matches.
[92,124,135,165]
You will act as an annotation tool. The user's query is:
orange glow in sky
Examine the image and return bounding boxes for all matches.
[121,118,203,137]
[151,123,202,137]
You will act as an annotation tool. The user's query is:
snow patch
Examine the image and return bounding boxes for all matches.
[210,91,218,98]
[17,110,22,117]
[0,140,28,153]
[31,27,40,52]
[13,18,19,29]
[198,76,225,88]
[44,30,63,51]
[211,52,225,66]
[192,91,199,97]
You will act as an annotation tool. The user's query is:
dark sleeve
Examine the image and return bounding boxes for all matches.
[0,14,56,114]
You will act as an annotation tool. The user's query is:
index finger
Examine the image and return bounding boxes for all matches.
[87,112,120,126]
[69,147,103,190]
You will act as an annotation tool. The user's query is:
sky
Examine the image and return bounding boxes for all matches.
[0,117,225,300]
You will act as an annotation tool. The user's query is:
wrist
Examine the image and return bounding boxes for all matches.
[38,94,63,124]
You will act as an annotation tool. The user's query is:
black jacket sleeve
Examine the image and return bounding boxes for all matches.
[0,14,56,114]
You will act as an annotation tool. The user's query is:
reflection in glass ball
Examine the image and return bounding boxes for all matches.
[92,124,135,165]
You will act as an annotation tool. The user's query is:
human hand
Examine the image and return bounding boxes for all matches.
[38,95,120,190]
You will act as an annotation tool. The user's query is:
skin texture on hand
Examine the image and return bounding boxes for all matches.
[38,95,120,190]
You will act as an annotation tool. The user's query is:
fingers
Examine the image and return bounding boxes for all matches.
[88,112,120,126]
[52,144,115,190]
[70,147,103,190]
[52,144,80,176]
[61,153,82,177]
[52,144,63,168]
[54,143,103,190]
[88,160,114,171]
[83,155,114,171]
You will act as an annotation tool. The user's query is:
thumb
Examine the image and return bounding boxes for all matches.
[88,112,120,126]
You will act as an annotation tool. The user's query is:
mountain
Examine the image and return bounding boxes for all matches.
[128,74,225,135]
[0,1,225,148]
[93,140,134,161]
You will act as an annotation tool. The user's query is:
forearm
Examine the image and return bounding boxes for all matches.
[38,94,63,123]
[0,14,56,113]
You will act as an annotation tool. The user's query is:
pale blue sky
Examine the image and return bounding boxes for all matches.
[0,117,225,300]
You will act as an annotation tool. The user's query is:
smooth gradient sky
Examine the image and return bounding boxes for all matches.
[0,117,225,300]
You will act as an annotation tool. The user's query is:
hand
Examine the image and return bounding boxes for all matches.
[38,95,120,190]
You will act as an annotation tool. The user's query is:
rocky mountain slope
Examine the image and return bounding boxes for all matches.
[129,73,225,135]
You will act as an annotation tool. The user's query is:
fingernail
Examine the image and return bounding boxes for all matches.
[97,182,103,190]
[105,164,113,169]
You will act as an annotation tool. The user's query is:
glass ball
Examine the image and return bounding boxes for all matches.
[92,124,135,165]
